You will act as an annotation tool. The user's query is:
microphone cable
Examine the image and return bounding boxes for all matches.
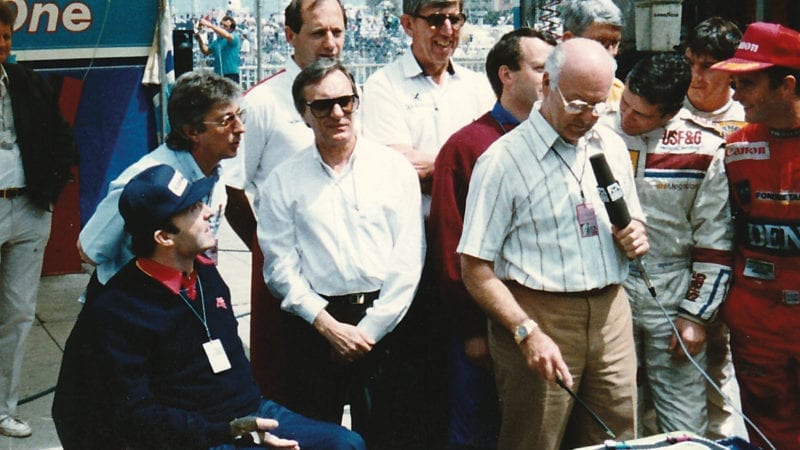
[588,152,775,450]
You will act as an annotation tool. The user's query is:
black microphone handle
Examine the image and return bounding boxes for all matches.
[589,153,631,229]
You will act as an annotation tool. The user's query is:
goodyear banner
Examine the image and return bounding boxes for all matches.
[9,0,157,61]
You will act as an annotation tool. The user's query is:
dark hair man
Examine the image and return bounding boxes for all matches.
[428,27,555,450]
[684,17,746,137]
[712,22,800,450]
[0,0,76,438]
[78,71,244,289]
[195,15,242,83]
[600,53,732,437]
[54,164,366,450]
[257,58,424,450]
[223,0,347,401]
[681,16,748,441]
[460,38,649,450]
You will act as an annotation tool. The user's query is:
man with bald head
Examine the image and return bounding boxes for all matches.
[459,38,649,450]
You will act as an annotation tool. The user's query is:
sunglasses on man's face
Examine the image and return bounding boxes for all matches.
[411,12,467,30]
[306,95,359,118]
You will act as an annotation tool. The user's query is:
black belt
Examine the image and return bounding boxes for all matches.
[321,290,380,305]
[528,284,616,298]
[0,187,26,199]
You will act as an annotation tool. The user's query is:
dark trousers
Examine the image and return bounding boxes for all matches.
[283,293,394,449]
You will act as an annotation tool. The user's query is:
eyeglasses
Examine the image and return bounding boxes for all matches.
[306,95,359,118]
[553,85,608,116]
[203,110,246,129]
[411,12,467,30]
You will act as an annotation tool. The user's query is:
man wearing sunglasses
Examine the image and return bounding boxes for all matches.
[257,58,424,450]
[599,53,732,438]
[361,0,494,444]
[460,38,648,450]
[223,0,347,402]
[78,71,244,296]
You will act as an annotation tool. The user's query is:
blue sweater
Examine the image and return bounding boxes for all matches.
[55,259,261,449]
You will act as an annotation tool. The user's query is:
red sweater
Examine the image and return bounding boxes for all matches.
[429,108,519,339]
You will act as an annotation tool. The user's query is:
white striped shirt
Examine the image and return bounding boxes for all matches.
[458,109,644,292]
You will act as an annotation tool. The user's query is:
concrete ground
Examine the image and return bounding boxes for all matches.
[1,220,252,450]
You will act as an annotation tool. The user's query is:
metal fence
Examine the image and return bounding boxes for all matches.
[237,58,488,91]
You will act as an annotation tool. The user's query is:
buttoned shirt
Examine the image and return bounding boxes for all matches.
[80,143,227,284]
[257,137,425,342]
[458,109,644,292]
[0,66,24,189]
[225,59,311,210]
[361,50,494,212]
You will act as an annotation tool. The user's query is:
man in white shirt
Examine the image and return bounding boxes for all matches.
[78,71,243,292]
[223,0,347,401]
[258,59,424,450]
[459,38,649,450]
[360,2,493,443]
[361,0,494,203]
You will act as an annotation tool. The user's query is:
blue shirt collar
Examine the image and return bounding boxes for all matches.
[490,101,520,127]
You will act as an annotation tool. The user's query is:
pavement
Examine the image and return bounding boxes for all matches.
[1,220,253,450]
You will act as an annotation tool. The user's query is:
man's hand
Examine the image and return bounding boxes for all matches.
[313,310,374,362]
[463,336,492,370]
[519,328,574,388]
[388,144,435,191]
[229,417,300,449]
[612,219,649,260]
[669,317,707,360]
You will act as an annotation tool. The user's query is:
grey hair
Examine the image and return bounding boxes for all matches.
[402,0,461,15]
[560,0,622,35]
[165,71,242,150]
[545,38,616,88]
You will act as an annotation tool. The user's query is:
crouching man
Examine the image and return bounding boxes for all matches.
[53,164,365,450]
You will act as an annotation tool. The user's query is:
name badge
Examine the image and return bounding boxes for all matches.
[203,339,231,373]
[742,258,775,280]
[576,203,598,238]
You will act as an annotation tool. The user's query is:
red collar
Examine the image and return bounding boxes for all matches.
[136,256,214,300]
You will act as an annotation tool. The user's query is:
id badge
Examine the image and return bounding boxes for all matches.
[203,339,231,373]
[576,203,599,238]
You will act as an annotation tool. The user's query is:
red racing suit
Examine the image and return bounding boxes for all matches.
[722,124,800,450]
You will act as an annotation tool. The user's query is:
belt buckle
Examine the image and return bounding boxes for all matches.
[782,290,800,305]
[354,293,365,305]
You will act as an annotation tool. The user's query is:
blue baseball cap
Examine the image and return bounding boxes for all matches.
[119,164,216,234]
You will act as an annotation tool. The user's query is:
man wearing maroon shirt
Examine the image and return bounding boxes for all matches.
[428,28,555,450]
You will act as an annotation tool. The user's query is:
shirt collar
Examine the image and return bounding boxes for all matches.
[490,101,520,127]
[136,256,214,300]
[400,49,455,79]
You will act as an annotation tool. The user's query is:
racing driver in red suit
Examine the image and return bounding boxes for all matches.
[712,21,800,450]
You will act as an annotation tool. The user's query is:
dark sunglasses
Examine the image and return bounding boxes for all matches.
[306,95,359,118]
[411,12,467,30]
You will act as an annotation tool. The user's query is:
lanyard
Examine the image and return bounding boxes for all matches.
[551,143,587,202]
[178,277,211,341]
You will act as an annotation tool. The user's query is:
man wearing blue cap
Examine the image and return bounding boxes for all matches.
[53,164,366,450]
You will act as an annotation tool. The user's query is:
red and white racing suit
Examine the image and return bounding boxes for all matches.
[606,109,733,435]
[723,124,800,450]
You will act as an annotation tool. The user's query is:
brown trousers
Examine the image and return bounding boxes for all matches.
[489,283,637,450]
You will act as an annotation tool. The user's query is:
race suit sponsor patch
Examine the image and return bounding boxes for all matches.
[725,141,770,163]
[739,219,800,255]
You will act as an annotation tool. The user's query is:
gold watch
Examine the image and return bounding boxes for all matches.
[513,318,538,345]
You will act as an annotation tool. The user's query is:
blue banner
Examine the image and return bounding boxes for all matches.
[9,0,157,61]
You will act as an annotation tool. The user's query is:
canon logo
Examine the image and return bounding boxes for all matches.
[738,41,760,52]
